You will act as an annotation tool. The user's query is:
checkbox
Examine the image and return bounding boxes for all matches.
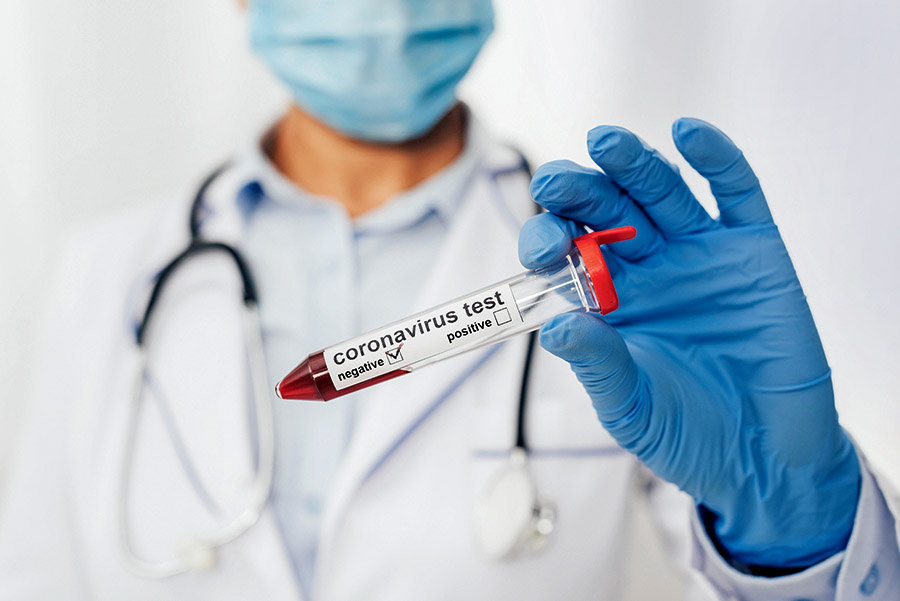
[493,308,512,326]
[385,345,404,365]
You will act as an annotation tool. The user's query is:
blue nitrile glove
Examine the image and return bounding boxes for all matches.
[519,118,860,569]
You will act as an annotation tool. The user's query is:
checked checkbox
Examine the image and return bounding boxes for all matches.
[493,308,512,326]
[385,345,404,365]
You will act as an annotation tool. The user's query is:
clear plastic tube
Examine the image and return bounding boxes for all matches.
[409,251,599,371]
[276,227,634,401]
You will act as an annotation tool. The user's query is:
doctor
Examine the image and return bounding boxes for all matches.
[2,0,899,599]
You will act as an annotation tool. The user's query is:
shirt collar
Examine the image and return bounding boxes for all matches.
[216,109,491,235]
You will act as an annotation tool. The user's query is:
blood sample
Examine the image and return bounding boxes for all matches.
[276,226,636,401]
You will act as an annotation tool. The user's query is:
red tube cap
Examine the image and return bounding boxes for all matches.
[572,226,637,315]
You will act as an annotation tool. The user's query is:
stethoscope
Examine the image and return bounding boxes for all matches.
[118,157,553,578]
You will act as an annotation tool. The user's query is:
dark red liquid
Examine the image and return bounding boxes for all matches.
[276,349,408,401]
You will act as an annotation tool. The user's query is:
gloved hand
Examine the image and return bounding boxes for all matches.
[519,118,860,568]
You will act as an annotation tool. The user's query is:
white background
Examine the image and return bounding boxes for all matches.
[2,1,898,597]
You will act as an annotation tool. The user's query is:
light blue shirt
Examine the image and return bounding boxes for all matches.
[233,140,479,598]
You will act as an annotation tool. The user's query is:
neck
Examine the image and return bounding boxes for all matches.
[267,104,466,218]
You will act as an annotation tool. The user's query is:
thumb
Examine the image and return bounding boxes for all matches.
[539,313,646,428]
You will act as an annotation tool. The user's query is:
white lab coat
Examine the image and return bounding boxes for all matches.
[2,124,899,601]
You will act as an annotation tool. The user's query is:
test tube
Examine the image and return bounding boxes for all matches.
[276,226,636,401]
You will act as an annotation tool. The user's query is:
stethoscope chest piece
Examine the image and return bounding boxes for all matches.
[474,448,556,560]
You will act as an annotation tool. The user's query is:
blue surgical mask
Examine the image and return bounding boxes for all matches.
[249,0,494,143]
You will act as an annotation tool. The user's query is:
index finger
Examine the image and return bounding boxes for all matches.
[529,160,665,262]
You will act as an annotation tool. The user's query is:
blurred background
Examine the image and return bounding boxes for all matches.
[1,0,898,596]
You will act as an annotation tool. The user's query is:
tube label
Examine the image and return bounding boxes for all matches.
[323,284,524,390]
